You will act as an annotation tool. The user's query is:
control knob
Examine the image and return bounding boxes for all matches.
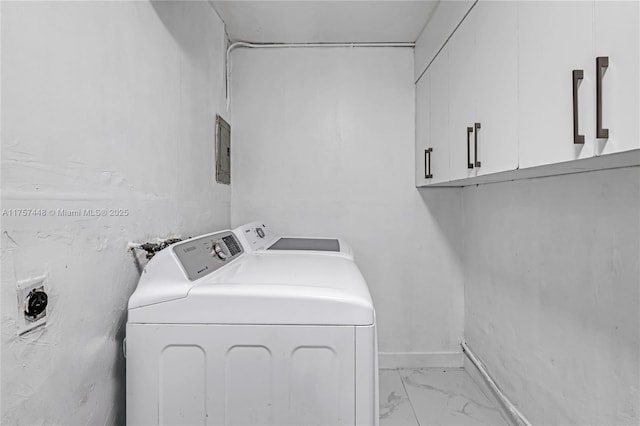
[256,228,265,239]
[211,242,228,260]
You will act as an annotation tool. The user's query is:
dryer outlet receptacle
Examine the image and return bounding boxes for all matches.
[16,275,48,335]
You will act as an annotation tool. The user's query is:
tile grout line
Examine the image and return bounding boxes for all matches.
[397,369,421,426]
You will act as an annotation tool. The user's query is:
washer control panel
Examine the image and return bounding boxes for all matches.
[173,231,243,281]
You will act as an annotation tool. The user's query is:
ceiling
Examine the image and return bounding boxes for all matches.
[210,1,439,44]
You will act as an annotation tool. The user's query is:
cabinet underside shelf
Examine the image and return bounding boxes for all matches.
[418,149,640,187]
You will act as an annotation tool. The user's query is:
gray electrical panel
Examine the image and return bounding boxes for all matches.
[216,115,231,184]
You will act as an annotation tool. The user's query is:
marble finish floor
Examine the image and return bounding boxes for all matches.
[379,368,509,426]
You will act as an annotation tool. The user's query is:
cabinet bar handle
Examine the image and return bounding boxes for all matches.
[572,69,585,144]
[467,127,474,169]
[596,56,609,138]
[424,148,433,179]
[474,122,481,168]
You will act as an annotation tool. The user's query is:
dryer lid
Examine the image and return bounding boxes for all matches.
[127,253,375,326]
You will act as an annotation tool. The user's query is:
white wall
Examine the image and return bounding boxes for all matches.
[230,47,464,361]
[1,2,229,424]
[463,167,640,424]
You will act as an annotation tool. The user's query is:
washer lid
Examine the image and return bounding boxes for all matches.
[267,237,340,252]
[127,253,375,326]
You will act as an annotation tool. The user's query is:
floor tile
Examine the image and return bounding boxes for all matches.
[379,369,419,426]
[398,368,508,426]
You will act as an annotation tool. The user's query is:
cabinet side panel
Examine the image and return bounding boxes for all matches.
[430,50,451,184]
[414,0,476,81]
[416,71,431,186]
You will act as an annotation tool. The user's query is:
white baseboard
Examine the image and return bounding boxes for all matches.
[462,341,531,426]
[378,351,464,369]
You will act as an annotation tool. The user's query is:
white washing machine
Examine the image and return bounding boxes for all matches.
[233,221,354,260]
[126,224,378,426]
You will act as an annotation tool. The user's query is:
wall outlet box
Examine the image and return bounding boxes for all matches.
[16,275,48,336]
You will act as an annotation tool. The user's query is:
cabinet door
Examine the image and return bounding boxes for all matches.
[594,1,640,156]
[415,69,431,186]
[518,1,595,169]
[429,48,451,184]
[448,6,478,180]
[474,1,518,176]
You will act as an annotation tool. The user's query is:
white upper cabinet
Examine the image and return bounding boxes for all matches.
[415,69,431,186]
[415,51,452,186]
[518,1,595,169]
[473,1,518,176]
[447,1,519,180]
[414,0,476,81]
[448,6,478,181]
[428,50,451,184]
[594,1,640,156]
[414,0,639,186]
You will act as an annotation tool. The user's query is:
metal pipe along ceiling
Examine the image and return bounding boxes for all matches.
[225,41,416,106]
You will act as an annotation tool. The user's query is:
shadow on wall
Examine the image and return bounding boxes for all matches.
[112,308,128,426]
[461,167,640,424]
[415,186,465,350]
[416,187,465,264]
[151,1,217,56]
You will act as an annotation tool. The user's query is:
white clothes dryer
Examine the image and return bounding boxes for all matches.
[126,225,378,426]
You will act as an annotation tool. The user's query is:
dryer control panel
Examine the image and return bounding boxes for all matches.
[173,231,243,281]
